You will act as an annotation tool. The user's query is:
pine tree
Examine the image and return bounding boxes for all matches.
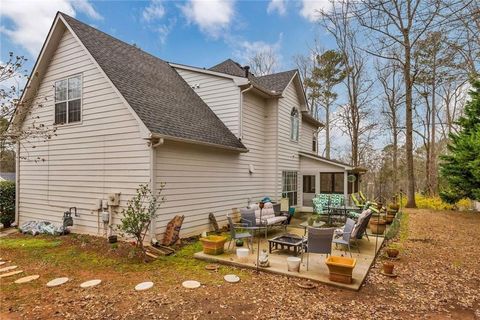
[439,80,480,203]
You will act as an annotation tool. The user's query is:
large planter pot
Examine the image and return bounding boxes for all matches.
[385,214,395,224]
[200,235,227,255]
[325,256,356,284]
[370,219,387,234]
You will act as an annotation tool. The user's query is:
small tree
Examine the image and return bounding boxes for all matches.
[440,80,480,203]
[118,184,165,257]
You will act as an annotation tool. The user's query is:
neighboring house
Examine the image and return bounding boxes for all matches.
[0,172,15,182]
[12,13,365,239]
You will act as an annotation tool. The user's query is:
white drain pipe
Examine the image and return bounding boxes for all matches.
[149,137,164,244]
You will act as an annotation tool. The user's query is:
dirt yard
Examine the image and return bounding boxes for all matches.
[1,209,479,320]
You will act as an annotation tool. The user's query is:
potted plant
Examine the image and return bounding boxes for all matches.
[325,256,357,284]
[387,244,400,258]
[235,239,244,247]
[370,218,387,234]
[383,261,395,274]
[389,203,400,212]
[308,216,315,226]
[200,235,228,255]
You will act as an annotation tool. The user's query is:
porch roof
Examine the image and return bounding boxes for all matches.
[299,152,367,173]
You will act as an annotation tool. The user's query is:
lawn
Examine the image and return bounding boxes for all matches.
[1,209,479,319]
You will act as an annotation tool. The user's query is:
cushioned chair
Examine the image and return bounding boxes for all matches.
[305,227,335,270]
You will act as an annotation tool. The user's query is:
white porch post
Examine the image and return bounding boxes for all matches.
[315,172,320,195]
[344,171,348,204]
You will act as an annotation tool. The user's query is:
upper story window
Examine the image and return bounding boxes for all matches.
[312,134,317,153]
[55,75,82,125]
[290,108,299,141]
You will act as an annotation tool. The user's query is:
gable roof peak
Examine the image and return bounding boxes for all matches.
[57,12,247,151]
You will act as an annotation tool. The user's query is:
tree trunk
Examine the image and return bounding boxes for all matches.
[392,125,398,193]
[404,36,417,208]
[325,102,331,159]
[429,60,437,195]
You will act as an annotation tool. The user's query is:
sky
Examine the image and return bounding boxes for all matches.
[0,0,387,158]
[0,0,334,72]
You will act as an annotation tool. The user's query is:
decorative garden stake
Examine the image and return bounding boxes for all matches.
[256,201,264,273]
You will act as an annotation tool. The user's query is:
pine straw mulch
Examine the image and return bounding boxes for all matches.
[0,209,479,319]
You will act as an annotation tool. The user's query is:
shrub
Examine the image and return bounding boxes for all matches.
[400,193,472,211]
[0,181,15,227]
[117,184,165,258]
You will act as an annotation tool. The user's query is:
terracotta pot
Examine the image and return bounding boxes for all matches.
[383,262,395,274]
[389,204,400,211]
[370,219,386,234]
[387,248,399,258]
[385,214,395,224]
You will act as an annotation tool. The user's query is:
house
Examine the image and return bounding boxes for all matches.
[12,12,365,239]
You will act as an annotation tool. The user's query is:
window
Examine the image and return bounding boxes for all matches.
[55,75,82,124]
[282,171,298,206]
[290,108,299,141]
[312,134,317,153]
[320,172,345,194]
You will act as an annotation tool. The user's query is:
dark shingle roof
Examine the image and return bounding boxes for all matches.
[253,70,297,93]
[61,14,246,151]
[209,59,246,78]
[209,59,297,94]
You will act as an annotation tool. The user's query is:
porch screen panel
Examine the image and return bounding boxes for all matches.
[333,173,344,193]
[320,173,333,193]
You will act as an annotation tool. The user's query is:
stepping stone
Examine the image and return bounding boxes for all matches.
[14,275,40,284]
[224,274,240,283]
[80,279,102,288]
[46,277,69,287]
[0,270,23,278]
[135,281,154,291]
[182,280,201,289]
[0,266,17,272]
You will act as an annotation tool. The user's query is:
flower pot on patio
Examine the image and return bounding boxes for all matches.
[325,256,356,284]
[200,235,227,255]
[370,219,386,234]
[383,261,395,274]
[287,256,301,272]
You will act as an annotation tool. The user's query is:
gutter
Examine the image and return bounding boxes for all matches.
[149,133,248,153]
[149,137,164,244]
[239,85,253,139]
[14,141,20,225]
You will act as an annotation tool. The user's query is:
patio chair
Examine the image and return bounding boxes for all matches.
[305,227,335,270]
[227,215,254,252]
[351,193,364,208]
[332,218,356,257]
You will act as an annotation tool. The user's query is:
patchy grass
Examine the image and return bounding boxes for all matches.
[0,237,61,250]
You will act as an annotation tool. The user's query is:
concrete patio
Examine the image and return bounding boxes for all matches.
[194,220,385,291]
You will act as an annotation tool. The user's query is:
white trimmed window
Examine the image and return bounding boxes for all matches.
[55,75,82,124]
[290,108,299,141]
[282,171,298,207]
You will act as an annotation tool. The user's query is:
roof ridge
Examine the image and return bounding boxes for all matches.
[58,11,169,67]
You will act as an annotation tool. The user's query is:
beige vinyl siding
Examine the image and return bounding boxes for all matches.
[175,68,240,137]
[300,121,316,153]
[300,156,346,172]
[18,28,150,235]
[155,91,268,237]
[277,82,302,205]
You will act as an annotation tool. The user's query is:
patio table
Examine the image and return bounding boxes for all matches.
[324,206,361,224]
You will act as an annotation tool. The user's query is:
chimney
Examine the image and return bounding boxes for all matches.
[244,66,250,77]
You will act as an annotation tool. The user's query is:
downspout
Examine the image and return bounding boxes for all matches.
[239,85,253,139]
[14,141,20,225]
[149,137,164,244]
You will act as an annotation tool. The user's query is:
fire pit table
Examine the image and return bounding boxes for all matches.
[268,234,307,256]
